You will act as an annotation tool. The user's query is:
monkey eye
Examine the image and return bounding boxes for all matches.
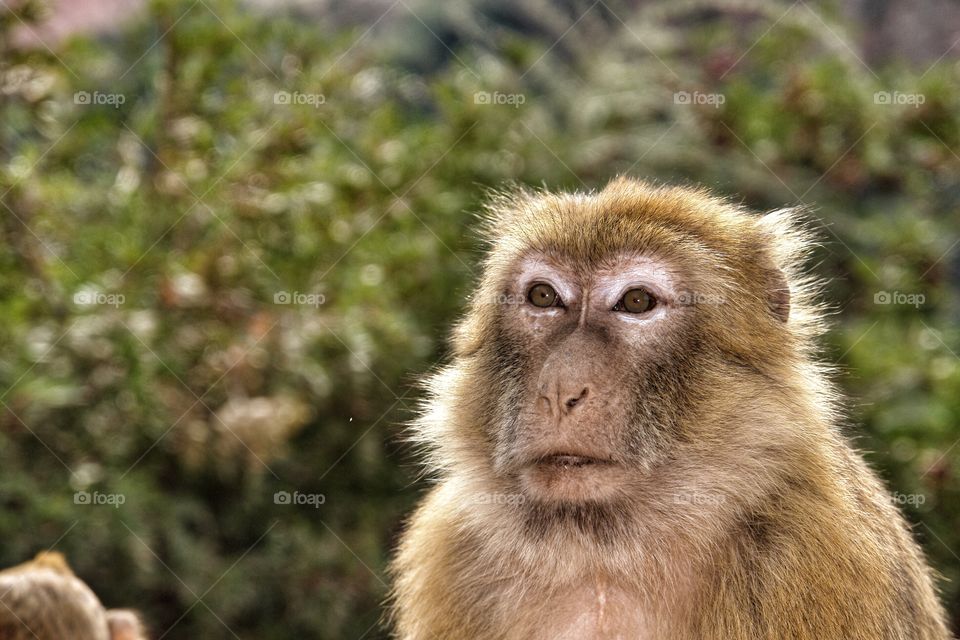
[614,287,657,314]
[527,283,562,308]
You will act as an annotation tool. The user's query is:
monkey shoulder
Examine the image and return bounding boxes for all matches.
[692,452,949,640]
[391,483,506,639]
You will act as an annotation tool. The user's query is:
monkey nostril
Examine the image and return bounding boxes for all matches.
[536,395,552,415]
[565,388,589,410]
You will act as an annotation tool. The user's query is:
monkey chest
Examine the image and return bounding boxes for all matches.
[503,582,652,640]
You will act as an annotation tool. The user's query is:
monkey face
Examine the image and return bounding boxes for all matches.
[487,251,704,505]
[438,180,798,517]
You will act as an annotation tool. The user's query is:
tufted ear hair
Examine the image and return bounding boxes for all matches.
[755,207,811,324]
[476,184,541,247]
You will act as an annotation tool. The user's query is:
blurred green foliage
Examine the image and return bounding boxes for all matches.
[1,0,958,637]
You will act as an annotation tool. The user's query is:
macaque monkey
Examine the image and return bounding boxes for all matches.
[391,178,950,639]
[0,552,148,640]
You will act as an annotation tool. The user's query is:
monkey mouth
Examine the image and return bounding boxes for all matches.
[533,453,613,469]
[519,451,623,503]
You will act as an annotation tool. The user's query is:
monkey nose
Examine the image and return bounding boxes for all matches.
[538,383,590,419]
[564,387,589,411]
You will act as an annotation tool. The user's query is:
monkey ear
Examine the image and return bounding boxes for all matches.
[755,209,799,323]
[765,267,790,322]
[107,609,147,640]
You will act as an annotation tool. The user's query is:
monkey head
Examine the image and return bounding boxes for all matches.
[395,178,950,640]
[0,552,148,640]
[419,178,816,515]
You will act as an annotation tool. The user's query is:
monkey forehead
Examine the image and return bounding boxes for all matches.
[483,179,770,270]
[492,211,714,268]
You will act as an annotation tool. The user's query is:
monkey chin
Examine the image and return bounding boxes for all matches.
[518,454,628,504]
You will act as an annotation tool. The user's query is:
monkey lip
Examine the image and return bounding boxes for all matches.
[531,453,614,469]
[520,451,624,502]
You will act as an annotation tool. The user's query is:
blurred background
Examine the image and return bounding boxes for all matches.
[1,0,959,637]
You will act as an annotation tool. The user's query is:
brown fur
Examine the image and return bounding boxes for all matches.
[0,552,148,640]
[390,178,950,639]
